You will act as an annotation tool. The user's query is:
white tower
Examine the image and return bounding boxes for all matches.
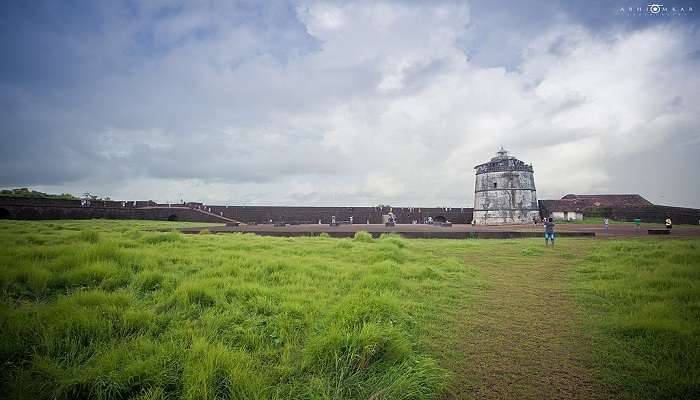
[473,148,538,224]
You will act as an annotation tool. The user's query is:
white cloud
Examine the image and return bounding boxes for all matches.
[3,1,699,207]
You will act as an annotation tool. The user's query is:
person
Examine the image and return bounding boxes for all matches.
[634,218,641,229]
[544,217,556,247]
[349,216,353,224]
[665,217,672,231]
[604,217,609,233]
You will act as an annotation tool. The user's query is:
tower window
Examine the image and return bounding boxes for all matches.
[493,182,497,188]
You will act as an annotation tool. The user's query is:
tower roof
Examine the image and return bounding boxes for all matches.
[474,148,532,174]
[491,147,516,162]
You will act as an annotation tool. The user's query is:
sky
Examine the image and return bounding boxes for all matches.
[1,0,699,207]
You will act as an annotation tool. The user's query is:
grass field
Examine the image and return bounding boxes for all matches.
[0,220,698,399]
[575,239,700,399]
[557,216,628,224]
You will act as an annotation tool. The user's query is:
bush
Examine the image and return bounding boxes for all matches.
[142,231,183,245]
[64,261,124,288]
[302,310,447,399]
[134,271,164,292]
[304,322,411,374]
[76,230,100,243]
[175,282,218,308]
[352,231,374,243]
[12,266,52,295]
[379,233,405,248]
[87,242,126,264]
[183,338,267,400]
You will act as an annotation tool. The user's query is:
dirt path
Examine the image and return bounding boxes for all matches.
[445,243,607,399]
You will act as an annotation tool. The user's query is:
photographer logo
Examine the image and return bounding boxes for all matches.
[648,4,663,14]
[618,4,694,16]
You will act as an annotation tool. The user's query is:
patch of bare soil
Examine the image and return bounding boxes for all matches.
[445,246,607,399]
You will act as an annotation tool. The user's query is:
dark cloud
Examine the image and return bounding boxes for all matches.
[1,1,699,207]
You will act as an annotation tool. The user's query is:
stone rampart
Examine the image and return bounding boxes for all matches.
[584,205,700,225]
[0,197,473,224]
[4,196,695,226]
[0,198,224,223]
[208,206,473,224]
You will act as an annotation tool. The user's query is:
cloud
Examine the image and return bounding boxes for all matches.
[1,1,699,207]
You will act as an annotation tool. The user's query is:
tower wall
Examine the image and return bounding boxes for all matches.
[473,150,539,224]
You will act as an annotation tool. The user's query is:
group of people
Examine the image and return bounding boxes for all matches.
[542,216,675,247]
[190,204,212,213]
[329,215,354,225]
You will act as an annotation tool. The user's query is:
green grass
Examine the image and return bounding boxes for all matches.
[558,216,629,224]
[0,220,480,399]
[1,220,698,399]
[575,239,700,399]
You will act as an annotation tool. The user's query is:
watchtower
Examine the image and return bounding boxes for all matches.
[473,147,538,224]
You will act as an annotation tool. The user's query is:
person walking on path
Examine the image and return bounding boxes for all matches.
[604,217,609,233]
[665,217,673,231]
[544,217,556,247]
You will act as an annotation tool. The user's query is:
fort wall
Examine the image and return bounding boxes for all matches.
[0,198,223,223]
[585,205,700,225]
[0,197,473,224]
[2,196,698,226]
[198,205,472,224]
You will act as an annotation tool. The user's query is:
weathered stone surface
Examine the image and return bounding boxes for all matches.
[473,148,539,224]
[0,197,475,224]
